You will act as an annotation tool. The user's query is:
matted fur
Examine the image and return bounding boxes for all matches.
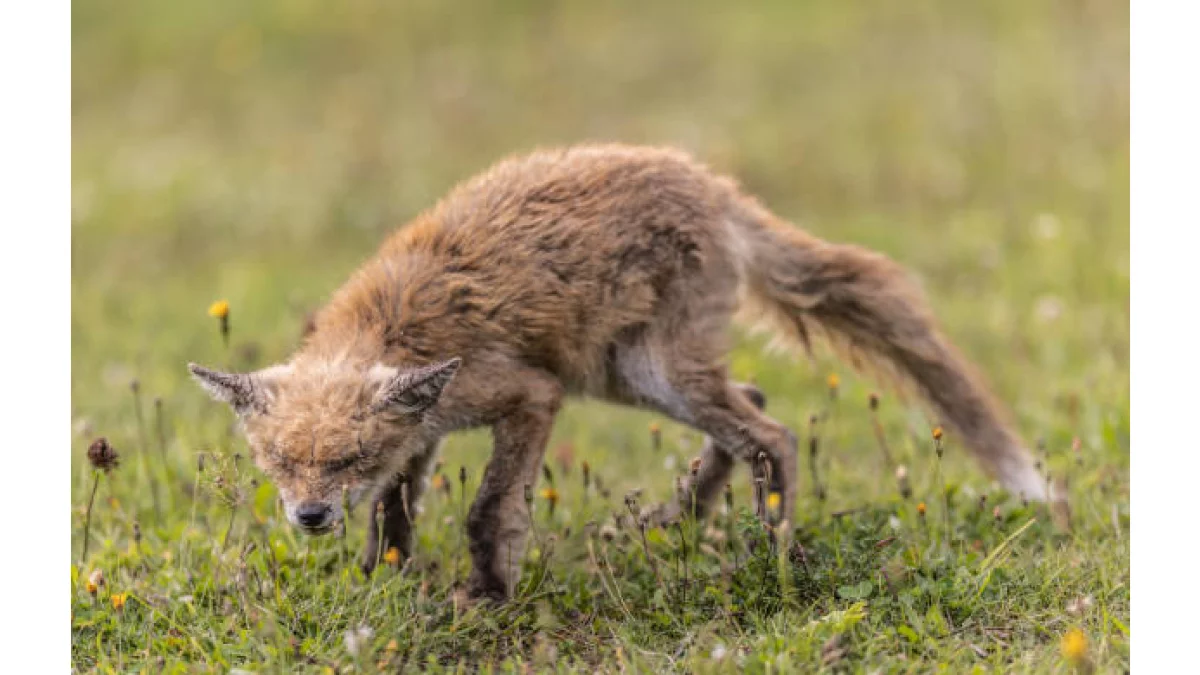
[191,143,1046,600]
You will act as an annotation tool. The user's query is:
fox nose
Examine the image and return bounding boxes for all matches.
[296,502,332,529]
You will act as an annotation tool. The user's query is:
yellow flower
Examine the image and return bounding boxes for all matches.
[110,592,128,610]
[539,487,559,505]
[383,547,401,566]
[1061,628,1088,663]
[932,426,944,441]
[207,300,230,319]
[826,373,840,390]
[766,492,782,511]
[917,502,927,517]
[85,569,103,596]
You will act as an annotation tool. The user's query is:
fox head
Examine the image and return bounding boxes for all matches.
[187,357,460,534]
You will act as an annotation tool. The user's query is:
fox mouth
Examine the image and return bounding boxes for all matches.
[296,523,337,536]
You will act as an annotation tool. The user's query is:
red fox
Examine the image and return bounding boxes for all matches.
[190,144,1046,601]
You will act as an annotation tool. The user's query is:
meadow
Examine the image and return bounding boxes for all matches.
[71,1,1129,671]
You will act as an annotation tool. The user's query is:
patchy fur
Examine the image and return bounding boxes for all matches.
[190,143,1046,598]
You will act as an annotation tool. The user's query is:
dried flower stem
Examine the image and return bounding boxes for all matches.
[153,397,168,460]
[456,467,468,588]
[131,381,162,520]
[374,501,386,571]
[674,520,689,604]
[807,415,826,508]
[776,519,793,607]
[868,393,896,471]
[80,470,101,562]
[932,429,951,547]
[222,499,238,551]
[625,495,663,587]
[724,482,739,570]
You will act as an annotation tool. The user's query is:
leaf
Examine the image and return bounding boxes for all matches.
[254,480,277,519]
[1105,608,1130,637]
[836,580,874,600]
[924,605,949,636]
[976,517,1038,598]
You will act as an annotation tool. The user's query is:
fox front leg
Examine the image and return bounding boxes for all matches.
[361,440,441,574]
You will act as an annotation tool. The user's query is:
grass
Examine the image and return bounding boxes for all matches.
[71,0,1128,671]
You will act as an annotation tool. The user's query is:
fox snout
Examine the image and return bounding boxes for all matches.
[285,500,342,534]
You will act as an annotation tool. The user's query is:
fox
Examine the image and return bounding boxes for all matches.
[189,143,1047,601]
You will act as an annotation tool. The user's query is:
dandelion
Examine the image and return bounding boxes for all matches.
[895,464,912,499]
[766,491,782,511]
[431,473,449,497]
[826,373,839,395]
[1066,595,1094,615]
[917,502,927,518]
[649,422,662,451]
[344,624,375,658]
[208,299,231,348]
[85,569,103,596]
[540,486,559,516]
[383,547,402,566]
[1060,628,1089,667]
[110,592,129,611]
[81,438,120,562]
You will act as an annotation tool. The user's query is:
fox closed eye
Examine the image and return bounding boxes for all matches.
[324,454,362,473]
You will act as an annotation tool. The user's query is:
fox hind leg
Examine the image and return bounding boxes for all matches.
[647,382,768,525]
[610,337,798,527]
[679,374,799,528]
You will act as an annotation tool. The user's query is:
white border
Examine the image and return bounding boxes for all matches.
[0,0,1158,667]
[0,0,70,666]
[1131,1,1198,671]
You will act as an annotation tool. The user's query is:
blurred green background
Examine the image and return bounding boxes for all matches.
[71,1,1127,668]
[72,0,1127,467]
[71,0,1129,530]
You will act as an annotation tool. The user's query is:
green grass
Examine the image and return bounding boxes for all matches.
[71,0,1129,671]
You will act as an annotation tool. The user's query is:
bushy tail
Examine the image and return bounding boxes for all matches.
[730,199,1047,500]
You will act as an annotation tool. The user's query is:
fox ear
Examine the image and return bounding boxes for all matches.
[188,362,292,416]
[369,358,461,417]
